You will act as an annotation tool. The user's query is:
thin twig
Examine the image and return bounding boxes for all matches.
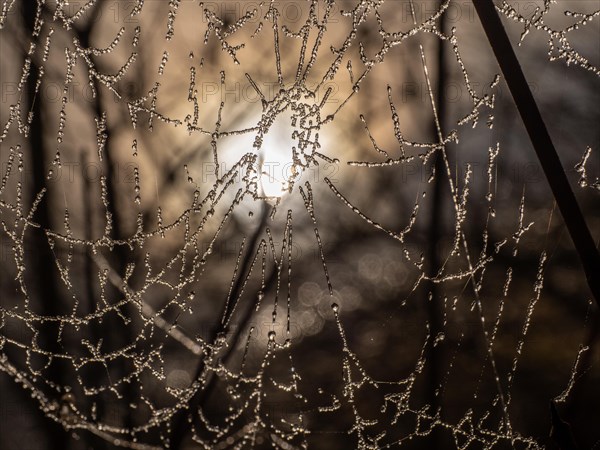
[91,252,204,356]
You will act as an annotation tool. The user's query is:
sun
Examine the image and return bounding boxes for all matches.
[257,110,298,198]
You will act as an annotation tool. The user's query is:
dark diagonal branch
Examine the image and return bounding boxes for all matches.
[473,0,600,306]
[169,203,270,450]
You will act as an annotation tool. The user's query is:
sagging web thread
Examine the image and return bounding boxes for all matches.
[0,0,598,449]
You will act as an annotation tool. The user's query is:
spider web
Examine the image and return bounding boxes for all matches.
[0,0,598,449]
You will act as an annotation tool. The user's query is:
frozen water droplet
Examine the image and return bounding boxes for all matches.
[433,332,445,347]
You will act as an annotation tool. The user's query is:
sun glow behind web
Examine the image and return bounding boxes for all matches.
[257,110,301,198]
[220,108,330,201]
